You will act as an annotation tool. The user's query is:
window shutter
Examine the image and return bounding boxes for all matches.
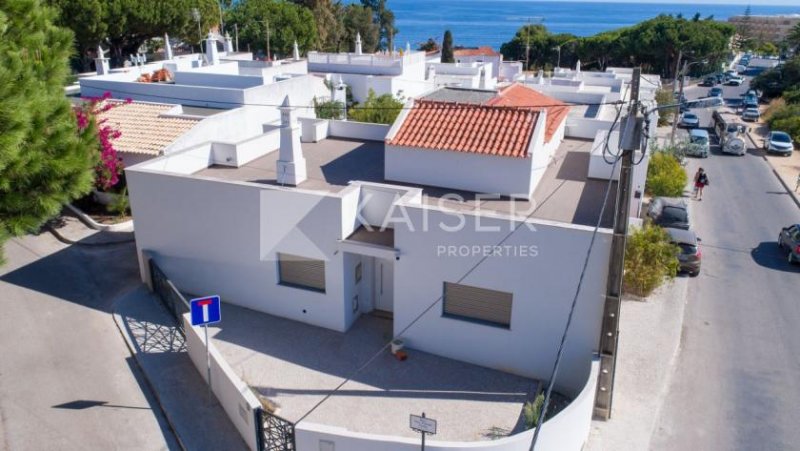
[443,282,512,327]
[279,253,326,292]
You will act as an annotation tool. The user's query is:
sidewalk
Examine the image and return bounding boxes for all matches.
[747,125,800,208]
[112,285,248,451]
[585,277,689,451]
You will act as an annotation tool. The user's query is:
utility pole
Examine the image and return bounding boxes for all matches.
[670,59,688,146]
[264,19,271,61]
[234,23,239,52]
[594,67,642,420]
[525,17,531,71]
[672,49,682,96]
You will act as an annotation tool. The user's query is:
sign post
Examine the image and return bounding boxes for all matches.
[410,412,436,451]
[190,295,222,400]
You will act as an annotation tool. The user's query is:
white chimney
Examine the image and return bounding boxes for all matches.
[205,32,219,65]
[164,33,174,60]
[95,44,109,75]
[406,41,411,54]
[293,40,300,61]
[224,33,234,53]
[276,96,307,186]
[355,32,362,55]
[576,59,581,74]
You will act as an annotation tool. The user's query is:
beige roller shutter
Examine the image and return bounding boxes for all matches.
[278,253,326,292]
[443,282,512,328]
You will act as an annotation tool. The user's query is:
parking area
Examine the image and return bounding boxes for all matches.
[207,303,539,441]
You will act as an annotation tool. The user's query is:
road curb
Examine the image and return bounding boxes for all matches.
[747,132,800,209]
[111,288,188,451]
[65,203,134,232]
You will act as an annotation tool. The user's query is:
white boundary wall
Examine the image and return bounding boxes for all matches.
[183,314,261,451]
[295,358,601,451]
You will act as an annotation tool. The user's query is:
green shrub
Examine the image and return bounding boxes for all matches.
[523,393,545,429]
[106,187,130,218]
[646,151,687,197]
[623,224,680,297]
[313,98,345,120]
[348,89,404,125]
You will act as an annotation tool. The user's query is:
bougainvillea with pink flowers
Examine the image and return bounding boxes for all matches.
[74,92,132,191]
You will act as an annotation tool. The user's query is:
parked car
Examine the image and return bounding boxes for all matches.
[702,76,717,86]
[666,228,702,276]
[708,87,724,98]
[778,224,800,264]
[742,107,760,122]
[685,129,710,157]
[647,197,690,230]
[680,112,700,128]
[727,76,744,86]
[764,131,795,156]
[743,95,759,109]
[714,73,725,84]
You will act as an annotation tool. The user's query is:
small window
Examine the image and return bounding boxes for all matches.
[443,282,512,328]
[278,253,326,292]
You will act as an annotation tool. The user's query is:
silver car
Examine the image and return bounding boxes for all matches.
[742,107,760,122]
[764,131,795,156]
[680,112,700,128]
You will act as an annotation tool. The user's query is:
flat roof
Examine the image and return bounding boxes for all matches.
[209,303,538,441]
[193,137,615,227]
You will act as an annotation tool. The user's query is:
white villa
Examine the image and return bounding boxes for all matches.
[125,60,655,447]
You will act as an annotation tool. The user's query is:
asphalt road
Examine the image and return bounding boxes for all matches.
[651,74,800,450]
[0,225,178,450]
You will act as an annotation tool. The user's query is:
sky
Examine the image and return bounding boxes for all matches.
[494,0,799,5]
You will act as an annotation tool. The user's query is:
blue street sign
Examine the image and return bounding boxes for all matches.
[190,295,221,326]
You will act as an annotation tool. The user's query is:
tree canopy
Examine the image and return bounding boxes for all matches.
[0,0,98,262]
[501,14,734,77]
[228,0,317,58]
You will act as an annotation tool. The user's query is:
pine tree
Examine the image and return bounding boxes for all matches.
[441,30,454,63]
[0,0,98,263]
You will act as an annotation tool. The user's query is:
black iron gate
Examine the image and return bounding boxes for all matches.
[149,259,190,331]
[256,408,295,451]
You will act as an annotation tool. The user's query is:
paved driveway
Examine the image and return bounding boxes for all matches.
[0,221,178,450]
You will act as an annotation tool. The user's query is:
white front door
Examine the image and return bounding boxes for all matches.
[374,258,394,313]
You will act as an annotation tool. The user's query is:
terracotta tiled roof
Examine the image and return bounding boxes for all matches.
[96,100,201,155]
[487,84,570,143]
[454,46,500,57]
[388,100,538,158]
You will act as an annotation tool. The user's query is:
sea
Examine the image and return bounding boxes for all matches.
[379,1,800,50]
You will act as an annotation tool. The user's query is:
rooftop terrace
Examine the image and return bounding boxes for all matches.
[194,137,615,227]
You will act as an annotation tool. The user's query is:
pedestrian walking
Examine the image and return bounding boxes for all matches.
[693,168,709,200]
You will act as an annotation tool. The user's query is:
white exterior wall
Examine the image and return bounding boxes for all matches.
[385,146,535,198]
[391,205,610,389]
[454,54,502,78]
[337,73,432,103]
[295,359,600,451]
[184,315,261,451]
[127,169,353,332]
[499,61,523,81]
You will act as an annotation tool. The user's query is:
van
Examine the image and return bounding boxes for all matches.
[686,129,710,158]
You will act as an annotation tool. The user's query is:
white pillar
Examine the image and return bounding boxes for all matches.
[205,32,219,65]
[276,96,307,186]
[293,40,300,61]
[355,32,362,55]
[224,33,234,53]
[164,33,174,60]
[576,59,581,74]
[427,64,436,81]
[95,44,110,75]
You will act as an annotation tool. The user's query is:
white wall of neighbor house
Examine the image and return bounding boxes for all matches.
[390,205,611,392]
[294,356,601,451]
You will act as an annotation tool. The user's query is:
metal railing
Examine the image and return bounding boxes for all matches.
[149,259,190,333]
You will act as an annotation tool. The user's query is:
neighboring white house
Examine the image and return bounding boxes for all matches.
[92,99,207,167]
[80,33,328,114]
[385,84,569,199]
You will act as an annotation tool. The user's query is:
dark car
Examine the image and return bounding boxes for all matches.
[708,87,723,98]
[647,197,690,230]
[778,224,800,264]
[666,228,701,276]
[702,76,716,86]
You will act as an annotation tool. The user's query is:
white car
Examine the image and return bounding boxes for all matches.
[727,76,744,86]
[680,112,700,128]
[764,131,795,156]
[742,107,760,122]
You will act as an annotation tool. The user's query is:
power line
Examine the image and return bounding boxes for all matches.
[80,85,628,110]
[291,107,625,427]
